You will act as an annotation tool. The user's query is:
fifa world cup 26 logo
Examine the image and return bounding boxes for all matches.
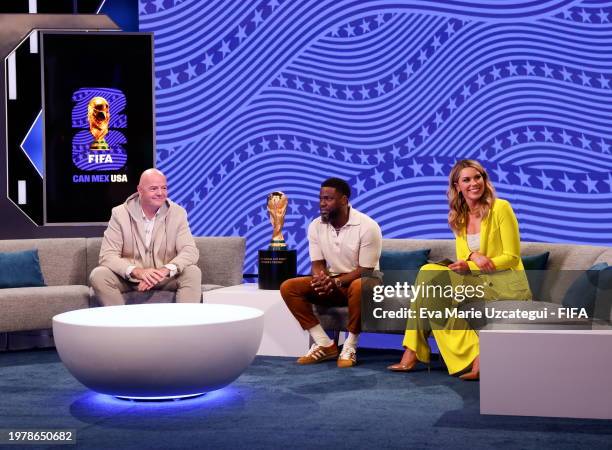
[72,87,127,171]
[88,96,110,150]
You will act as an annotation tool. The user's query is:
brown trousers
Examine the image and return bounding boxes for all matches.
[280,276,362,334]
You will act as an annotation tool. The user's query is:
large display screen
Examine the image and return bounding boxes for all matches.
[41,32,154,225]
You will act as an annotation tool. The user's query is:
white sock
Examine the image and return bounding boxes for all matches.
[343,332,359,349]
[308,324,333,347]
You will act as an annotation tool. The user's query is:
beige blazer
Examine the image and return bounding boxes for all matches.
[99,193,199,278]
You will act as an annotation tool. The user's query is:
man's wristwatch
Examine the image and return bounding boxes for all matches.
[334,278,343,289]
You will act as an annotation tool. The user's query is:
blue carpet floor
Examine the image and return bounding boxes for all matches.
[0,348,611,450]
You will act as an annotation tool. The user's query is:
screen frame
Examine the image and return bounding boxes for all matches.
[40,30,156,226]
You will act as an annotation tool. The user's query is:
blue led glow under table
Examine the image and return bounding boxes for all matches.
[52,303,264,400]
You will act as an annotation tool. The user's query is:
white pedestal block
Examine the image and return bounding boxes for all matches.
[480,329,612,419]
[204,284,310,357]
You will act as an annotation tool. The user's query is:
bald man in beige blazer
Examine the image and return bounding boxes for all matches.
[90,169,201,306]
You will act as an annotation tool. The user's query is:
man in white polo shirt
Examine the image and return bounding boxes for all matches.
[280,177,382,368]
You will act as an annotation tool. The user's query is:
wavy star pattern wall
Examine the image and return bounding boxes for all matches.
[140,0,612,274]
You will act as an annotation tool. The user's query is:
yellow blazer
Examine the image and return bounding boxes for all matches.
[455,198,531,299]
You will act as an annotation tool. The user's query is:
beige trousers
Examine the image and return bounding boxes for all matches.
[89,265,202,306]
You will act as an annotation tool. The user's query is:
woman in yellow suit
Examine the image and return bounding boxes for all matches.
[388,159,531,379]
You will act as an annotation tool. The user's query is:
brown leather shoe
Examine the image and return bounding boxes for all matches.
[297,343,339,365]
[337,346,357,368]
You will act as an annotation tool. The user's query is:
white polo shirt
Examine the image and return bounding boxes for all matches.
[308,207,382,275]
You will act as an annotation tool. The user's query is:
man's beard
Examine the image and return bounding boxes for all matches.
[320,208,338,223]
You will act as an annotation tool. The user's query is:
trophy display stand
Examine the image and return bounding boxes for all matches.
[258,191,296,290]
[258,249,297,290]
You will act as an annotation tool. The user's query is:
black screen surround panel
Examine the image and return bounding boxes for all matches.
[41,31,155,225]
[2,14,119,234]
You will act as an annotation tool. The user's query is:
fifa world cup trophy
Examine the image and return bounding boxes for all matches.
[88,97,110,150]
[267,191,288,250]
[258,191,296,289]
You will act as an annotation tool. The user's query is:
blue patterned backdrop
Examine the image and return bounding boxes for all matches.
[139,0,612,274]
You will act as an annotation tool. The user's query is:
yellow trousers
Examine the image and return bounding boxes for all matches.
[402,263,530,374]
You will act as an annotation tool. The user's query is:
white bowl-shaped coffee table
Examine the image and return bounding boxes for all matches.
[53,303,263,399]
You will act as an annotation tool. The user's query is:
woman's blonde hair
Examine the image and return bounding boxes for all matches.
[447,159,497,234]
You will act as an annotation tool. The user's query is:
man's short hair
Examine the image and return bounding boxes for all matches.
[321,177,351,198]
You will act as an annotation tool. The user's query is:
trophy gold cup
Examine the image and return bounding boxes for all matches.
[267,191,288,250]
[88,97,110,150]
[258,191,297,289]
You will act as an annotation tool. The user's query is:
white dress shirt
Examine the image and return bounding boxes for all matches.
[125,208,177,280]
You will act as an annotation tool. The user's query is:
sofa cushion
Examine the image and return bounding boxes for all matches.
[563,263,609,316]
[593,248,612,266]
[0,238,87,286]
[203,284,225,292]
[382,239,453,264]
[315,305,349,331]
[0,249,46,288]
[194,237,245,286]
[0,285,90,332]
[522,252,549,270]
[521,252,549,300]
[380,249,430,285]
